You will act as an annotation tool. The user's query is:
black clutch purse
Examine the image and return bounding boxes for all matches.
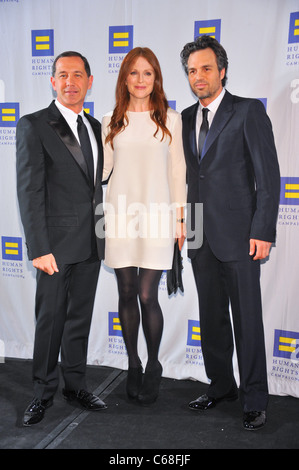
[167,240,184,295]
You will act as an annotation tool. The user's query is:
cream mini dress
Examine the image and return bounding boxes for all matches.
[102,108,186,270]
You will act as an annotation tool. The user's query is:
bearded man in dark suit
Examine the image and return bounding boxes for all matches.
[180,36,280,430]
[16,51,107,426]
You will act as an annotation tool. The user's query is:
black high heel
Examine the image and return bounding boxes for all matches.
[126,366,143,400]
[137,362,163,405]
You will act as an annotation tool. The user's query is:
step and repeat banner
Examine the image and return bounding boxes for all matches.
[0,0,298,398]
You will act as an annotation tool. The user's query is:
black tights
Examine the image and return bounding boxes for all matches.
[115,267,163,370]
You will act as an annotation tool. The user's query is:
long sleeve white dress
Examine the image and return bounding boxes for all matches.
[102,107,186,270]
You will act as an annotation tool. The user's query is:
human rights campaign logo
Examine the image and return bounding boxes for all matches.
[187,320,201,347]
[32,30,54,56]
[1,237,22,261]
[194,19,221,42]
[168,101,176,111]
[288,12,299,44]
[83,102,94,117]
[280,177,299,205]
[273,329,299,360]
[0,103,19,127]
[109,26,134,54]
[108,312,123,337]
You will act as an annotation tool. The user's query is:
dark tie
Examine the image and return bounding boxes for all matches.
[77,115,94,184]
[198,107,209,158]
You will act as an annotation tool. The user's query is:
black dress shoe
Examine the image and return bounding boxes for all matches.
[188,392,238,411]
[63,389,107,410]
[137,362,163,405]
[23,397,53,426]
[243,411,266,430]
[126,366,143,399]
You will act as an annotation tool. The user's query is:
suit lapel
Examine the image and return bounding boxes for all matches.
[85,112,105,193]
[202,91,235,158]
[184,102,199,163]
[47,101,90,181]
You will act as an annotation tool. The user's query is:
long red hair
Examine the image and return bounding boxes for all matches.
[106,47,171,148]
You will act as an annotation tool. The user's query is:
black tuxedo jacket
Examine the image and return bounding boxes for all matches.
[16,100,105,264]
[182,91,280,261]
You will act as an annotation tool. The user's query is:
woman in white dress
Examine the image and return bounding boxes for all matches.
[102,47,186,404]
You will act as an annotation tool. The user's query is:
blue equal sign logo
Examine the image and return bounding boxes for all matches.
[32,29,54,56]
[108,312,123,337]
[194,19,221,42]
[1,237,23,261]
[0,103,19,127]
[288,11,299,44]
[273,329,299,360]
[83,102,94,117]
[109,25,133,54]
[187,320,201,347]
[280,177,299,205]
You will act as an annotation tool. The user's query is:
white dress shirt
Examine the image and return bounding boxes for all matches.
[55,99,98,182]
[196,88,226,153]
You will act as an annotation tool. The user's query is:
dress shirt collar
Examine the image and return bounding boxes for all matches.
[199,88,226,123]
[54,99,83,124]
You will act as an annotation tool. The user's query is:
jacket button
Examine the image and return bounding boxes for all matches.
[199,175,205,179]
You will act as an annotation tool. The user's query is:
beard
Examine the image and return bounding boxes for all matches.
[191,82,211,100]
[194,90,211,100]
[191,79,223,102]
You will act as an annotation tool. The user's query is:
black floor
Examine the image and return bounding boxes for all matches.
[0,358,298,451]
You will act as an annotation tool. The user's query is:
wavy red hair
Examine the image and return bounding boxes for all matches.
[106,47,171,148]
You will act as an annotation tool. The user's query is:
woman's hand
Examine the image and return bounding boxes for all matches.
[176,221,186,251]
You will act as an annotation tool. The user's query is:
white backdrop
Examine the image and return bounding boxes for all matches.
[0,0,298,399]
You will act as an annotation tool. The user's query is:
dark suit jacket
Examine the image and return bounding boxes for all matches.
[182,91,280,261]
[16,100,105,265]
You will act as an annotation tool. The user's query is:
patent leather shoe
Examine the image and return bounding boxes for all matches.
[243,411,266,430]
[63,389,107,410]
[188,392,238,411]
[23,397,53,426]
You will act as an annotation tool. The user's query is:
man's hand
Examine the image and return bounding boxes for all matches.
[249,239,272,260]
[33,253,59,275]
